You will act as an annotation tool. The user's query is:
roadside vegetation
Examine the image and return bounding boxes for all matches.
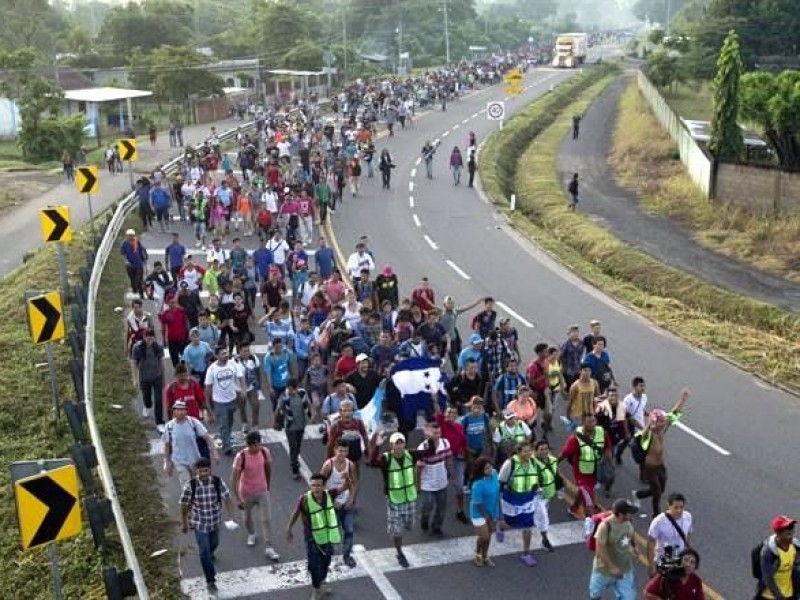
[0,216,179,597]
[479,68,800,393]
[612,82,800,282]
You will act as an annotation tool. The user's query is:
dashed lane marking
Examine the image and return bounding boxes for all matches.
[442,130,450,138]
[409,196,414,208]
[423,235,439,250]
[674,422,732,456]
[496,301,534,328]
[409,181,414,192]
[410,168,416,178]
[412,214,421,228]
[445,259,471,280]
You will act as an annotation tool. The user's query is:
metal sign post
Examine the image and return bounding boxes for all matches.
[117,139,138,190]
[75,166,99,244]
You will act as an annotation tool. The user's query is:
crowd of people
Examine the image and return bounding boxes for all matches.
[119,63,799,600]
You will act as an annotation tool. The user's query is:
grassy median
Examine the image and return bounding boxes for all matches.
[480,69,800,392]
[0,218,179,597]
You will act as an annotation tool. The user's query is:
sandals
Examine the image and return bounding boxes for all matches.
[483,556,495,567]
[473,552,484,567]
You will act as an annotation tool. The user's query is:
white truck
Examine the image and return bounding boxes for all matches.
[552,33,588,68]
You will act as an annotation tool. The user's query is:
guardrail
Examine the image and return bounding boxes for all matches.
[82,121,255,598]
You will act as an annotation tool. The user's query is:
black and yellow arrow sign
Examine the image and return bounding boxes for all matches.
[39,206,72,243]
[117,138,138,162]
[27,291,65,345]
[75,165,99,194]
[15,464,81,550]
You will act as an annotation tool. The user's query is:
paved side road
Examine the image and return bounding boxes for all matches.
[556,73,800,314]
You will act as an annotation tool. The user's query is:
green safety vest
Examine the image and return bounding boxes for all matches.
[305,491,341,546]
[575,426,605,475]
[500,422,527,445]
[385,451,418,505]
[637,411,681,451]
[508,455,538,494]
[534,455,559,500]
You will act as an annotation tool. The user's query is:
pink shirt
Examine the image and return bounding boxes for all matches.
[233,447,271,496]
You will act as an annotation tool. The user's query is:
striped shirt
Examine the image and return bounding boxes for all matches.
[417,438,452,492]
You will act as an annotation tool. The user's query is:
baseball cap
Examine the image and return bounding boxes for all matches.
[389,432,405,445]
[469,333,482,345]
[502,408,516,420]
[612,499,638,515]
[356,353,369,363]
[772,515,797,532]
[382,264,393,276]
[589,319,601,326]
[649,408,667,422]
[125,228,136,236]
[172,400,187,410]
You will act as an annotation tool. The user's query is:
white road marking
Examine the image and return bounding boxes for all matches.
[472,112,479,118]
[409,196,415,208]
[410,168,417,178]
[674,422,731,456]
[415,157,422,166]
[148,424,323,456]
[445,260,471,280]
[357,548,403,600]
[462,118,470,124]
[409,181,414,192]
[433,138,441,145]
[179,522,585,598]
[423,235,439,250]
[442,130,450,138]
[452,124,460,130]
[412,214,421,228]
[144,248,316,257]
[496,301,534,328]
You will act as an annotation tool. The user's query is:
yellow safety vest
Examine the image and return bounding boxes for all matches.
[386,451,417,505]
[500,422,527,445]
[509,455,538,494]
[534,455,559,500]
[306,491,341,545]
[576,426,605,475]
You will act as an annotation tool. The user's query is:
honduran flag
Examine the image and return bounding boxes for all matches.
[390,357,446,424]
[356,384,385,437]
[501,489,536,529]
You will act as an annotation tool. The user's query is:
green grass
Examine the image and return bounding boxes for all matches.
[0,214,180,597]
[480,70,800,393]
[661,80,713,120]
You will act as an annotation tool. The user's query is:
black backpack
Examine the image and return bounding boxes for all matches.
[189,475,222,505]
[630,434,648,465]
[752,540,800,579]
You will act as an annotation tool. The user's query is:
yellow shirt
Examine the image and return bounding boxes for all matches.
[764,543,796,599]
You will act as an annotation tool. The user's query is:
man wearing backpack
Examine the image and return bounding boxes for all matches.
[589,498,638,600]
[558,413,611,519]
[163,401,218,487]
[232,431,280,561]
[754,515,800,600]
[179,458,237,592]
[275,379,311,480]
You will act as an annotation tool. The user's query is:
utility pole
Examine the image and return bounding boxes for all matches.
[442,0,450,65]
[665,0,672,35]
[397,17,403,75]
[342,1,348,83]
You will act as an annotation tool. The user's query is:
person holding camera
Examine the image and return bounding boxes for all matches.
[647,493,694,577]
[644,548,705,600]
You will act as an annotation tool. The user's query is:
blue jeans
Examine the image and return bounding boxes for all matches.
[425,158,433,178]
[195,528,219,583]
[306,538,334,589]
[336,506,355,557]
[452,166,461,185]
[214,400,237,451]
[588,568,636,600]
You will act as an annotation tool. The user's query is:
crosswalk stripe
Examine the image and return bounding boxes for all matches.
[179,521,585,598]
[125,290,293,301]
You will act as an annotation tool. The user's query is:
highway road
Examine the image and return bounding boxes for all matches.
[133,53,799,599]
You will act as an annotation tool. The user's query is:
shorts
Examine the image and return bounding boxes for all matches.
[588,569,636,600]
[534,390,553,416]
[386,501,415,536]
[471,517,486,527]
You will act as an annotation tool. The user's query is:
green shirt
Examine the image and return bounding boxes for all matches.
[314,182,331,205]
[592,518,635,576]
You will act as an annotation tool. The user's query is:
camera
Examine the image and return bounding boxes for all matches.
[656,545,685,580]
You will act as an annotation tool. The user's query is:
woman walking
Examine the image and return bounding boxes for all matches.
[61,150,74,182]
[449,146,463,186]
[470,457,501,567]
[379,149,395,190]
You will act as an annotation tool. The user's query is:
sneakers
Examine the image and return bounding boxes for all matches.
[265,547,280,561]
[431,527,444,537]
[343,554,357,568]
[420,519,429,532]
[519,552,537,567]
[241,423,249,433]
[396,552,409,568]
[142,407,151,418]
[247,534,256,546]
[156,424,165,434]
[541,536,555,553]
[630,491,642,509]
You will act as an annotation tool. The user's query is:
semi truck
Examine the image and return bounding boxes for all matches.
[552,33,588,68]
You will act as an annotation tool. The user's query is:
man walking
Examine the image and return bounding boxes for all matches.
[417,420,452,537]
[589,499,638,600]
[163,400,217,487]
[275,379,311,480]
[179,458,237,592]
[120,228,148,297]
[205,347,245,455]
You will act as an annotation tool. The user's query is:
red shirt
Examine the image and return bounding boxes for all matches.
[160,306,189,342]
[526,358,549,393]
[164,379,205,419]
[334,355,357,379]
[644,574,705,600]
[558,429,611,478]
[411,286,436,313]
[435,413,467,458]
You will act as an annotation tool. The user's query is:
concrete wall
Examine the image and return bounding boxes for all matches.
[637,70,712,197]
[716,162,800,215]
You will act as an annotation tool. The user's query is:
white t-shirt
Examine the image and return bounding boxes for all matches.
[623,392,648,430]
[267,238,290,265]
[262,191,278,213]
[163,416,207,467]
[417,438,451,492]
[207,247,229,265]
[647,511,693,558]
[346,251,375,279]
[205,360,240,403]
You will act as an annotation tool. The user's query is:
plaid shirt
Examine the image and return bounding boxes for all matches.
[481,340,510,381]
[179,476,231,533]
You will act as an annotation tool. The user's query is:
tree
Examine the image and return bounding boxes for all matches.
[740,70,800,168]
[646,49,683,90]
[709,30,744,161]
[98,1,194,62]
[128,46,224,105]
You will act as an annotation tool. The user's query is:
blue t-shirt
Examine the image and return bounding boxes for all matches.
[294,331,315,360]
[216,186,232,207]
[458,347,483,371]
[165,242,186,270]
[264,349,294,388]
[459,413,490,453]
[182,341,212,373]
[315,247,335,279]
[470,471,500,521]
[150,186,171,210]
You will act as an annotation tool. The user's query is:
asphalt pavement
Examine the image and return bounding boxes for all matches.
[556,73,800,313]
[324,56,800,599]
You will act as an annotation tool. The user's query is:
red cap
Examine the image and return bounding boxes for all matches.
[772,515,797,532]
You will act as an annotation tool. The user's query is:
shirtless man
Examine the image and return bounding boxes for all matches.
[631,388,689,517]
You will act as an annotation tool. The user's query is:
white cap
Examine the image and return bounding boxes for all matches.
[125,228,136,236]
[356,353,369,363]
[389,432,405,445]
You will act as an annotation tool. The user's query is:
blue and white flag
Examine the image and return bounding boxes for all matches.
[356,385,385,436]
[390,357,446,424]
[501,489,536,529]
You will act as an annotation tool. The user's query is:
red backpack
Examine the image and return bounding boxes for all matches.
[585,510,613,552]
[257,208,272,228]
